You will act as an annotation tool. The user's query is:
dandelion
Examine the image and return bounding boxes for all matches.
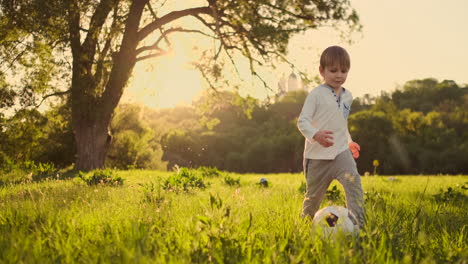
[373,160,380,175]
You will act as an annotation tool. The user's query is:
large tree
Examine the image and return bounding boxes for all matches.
[1,0,359,170]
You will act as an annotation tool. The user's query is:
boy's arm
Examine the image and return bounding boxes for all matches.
[347,130,353,144]
[347,121,360,159]
[297,93,334,147]
[297,92,319,142]
[346,97,360,158]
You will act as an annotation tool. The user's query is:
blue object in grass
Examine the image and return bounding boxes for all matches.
[259,178,269,187]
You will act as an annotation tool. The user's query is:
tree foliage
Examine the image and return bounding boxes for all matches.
[349,78,468,174]
[106,104,166,169]
[161,90,305,173]
[158,78,467,174]
[0,104,75,169]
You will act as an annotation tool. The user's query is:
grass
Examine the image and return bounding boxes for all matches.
[0,170,467,263]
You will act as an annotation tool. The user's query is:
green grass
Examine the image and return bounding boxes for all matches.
[0,171,467,263]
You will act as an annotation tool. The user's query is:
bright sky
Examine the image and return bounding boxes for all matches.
[124,0,468,108]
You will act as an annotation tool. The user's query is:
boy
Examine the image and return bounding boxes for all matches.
[297,46,365,227]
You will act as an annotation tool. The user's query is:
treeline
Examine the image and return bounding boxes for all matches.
[1,78,467,175]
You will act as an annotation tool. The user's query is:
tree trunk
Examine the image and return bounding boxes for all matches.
[69,0,147,171]
[74,119,111,171]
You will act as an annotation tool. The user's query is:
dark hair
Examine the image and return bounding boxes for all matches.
[320,46,350,71]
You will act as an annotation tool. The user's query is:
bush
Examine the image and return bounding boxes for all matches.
[139,181,166,205]
[433,182,467,203]
[79,169,124,186]
[0,160,58,184]
[163,167,207,192]
[223,174,240,186]
[197,166,221,178]
[22,161,57,181]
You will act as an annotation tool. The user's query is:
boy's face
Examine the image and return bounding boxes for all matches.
[319,64,349,90]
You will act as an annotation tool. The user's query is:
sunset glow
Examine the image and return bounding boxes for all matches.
[125,38,204,109]
[125,0,468,109]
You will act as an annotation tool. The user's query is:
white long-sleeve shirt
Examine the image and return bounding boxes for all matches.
[297,84,353,160]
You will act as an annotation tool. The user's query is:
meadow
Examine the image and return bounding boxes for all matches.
[0,169,466,263]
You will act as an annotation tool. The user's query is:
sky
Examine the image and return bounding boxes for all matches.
[124,0,468,109]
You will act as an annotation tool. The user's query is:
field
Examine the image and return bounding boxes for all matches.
[0,170,467,263]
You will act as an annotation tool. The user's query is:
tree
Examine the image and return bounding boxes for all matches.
[107,104,166,169]
[1,0,359,170]
[160,90,305,173]
[0,109,48,162]
[348,110,395,174]
[392,78,466,113]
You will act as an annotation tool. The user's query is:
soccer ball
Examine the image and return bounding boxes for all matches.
[312,206,359,237]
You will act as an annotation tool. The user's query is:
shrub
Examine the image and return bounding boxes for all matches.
[139,181,166,205]
[79,169,124,186]
[197,166,221,178]
[433,182,467,203]
[0,160,58,184]
[223,174,240,186]
[22,161,57,181]
[163,167,207,192]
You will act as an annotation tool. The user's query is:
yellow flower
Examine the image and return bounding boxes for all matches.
[373,160,380,167]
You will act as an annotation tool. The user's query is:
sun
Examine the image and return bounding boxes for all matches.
[125,39,204,109]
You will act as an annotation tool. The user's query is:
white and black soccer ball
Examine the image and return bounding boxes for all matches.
[312,206,359,237]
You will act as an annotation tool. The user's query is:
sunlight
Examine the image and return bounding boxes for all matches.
[125,38,204,109]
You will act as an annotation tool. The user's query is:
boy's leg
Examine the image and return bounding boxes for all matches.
[335,150,366,227]
[302,159,334,219]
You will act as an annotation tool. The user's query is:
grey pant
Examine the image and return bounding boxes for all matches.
[302,150,365,227]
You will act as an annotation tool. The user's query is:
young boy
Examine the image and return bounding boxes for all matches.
[297,46,365,227]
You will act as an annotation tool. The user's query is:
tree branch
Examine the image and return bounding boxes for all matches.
[101,0,148,116]
[95,3,120,86]
[146,2,158,20]
[136,27,215,55]
[192,15,237,50]
[35,90,71,108]
[138,6,211,41]
[82,0,115,52]
[263,2,315,21]
[135,51,170,62]
[67,0,82,57]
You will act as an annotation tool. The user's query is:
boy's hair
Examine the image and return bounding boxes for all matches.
[320,46,350,71]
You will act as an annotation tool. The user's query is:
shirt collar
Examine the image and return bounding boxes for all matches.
[323,84,345,108]
[323,84,346,93]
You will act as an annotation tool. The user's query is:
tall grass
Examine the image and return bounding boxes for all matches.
[0,171,466,263]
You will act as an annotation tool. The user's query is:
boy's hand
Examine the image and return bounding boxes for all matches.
[349,142,360,159]
[313,130,334,148]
